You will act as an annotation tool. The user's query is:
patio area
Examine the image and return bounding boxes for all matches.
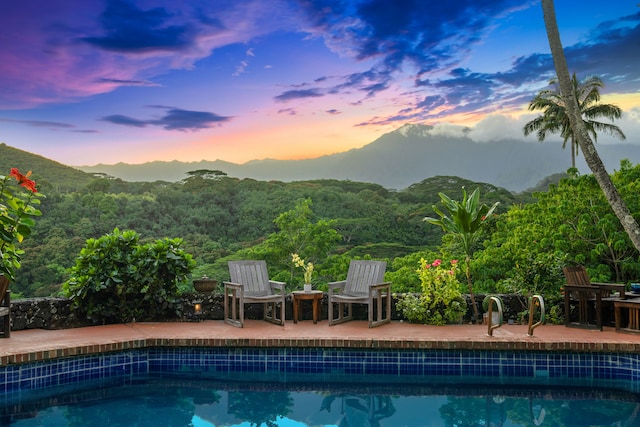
[2,320,640,366]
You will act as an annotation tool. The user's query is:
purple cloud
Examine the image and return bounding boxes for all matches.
[274,88,324,102]
[101,107,232,131]
[81,0,196,53]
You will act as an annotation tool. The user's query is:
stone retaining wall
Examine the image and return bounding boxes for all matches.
[8,293,530,330]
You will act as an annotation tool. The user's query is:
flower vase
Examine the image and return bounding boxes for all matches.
[303,284,312,292]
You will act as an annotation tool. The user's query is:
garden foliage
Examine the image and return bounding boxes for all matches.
[474,161,640,296]
[396,259,466,325]
[62,228,195,323]
[0,168,44,281]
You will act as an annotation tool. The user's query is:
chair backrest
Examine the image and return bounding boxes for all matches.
[563,266,591,286]
[344,260,387,297]
[228,260,271,297]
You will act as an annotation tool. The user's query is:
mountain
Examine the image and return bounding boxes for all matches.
[0,143,94,191]
[74,124,640,192]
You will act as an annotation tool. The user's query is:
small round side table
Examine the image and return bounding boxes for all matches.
[292,290,323,324]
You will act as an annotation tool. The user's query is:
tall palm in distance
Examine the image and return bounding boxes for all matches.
[523,73,626,168]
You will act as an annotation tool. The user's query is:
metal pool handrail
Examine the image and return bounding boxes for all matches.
[487,296,503,336]
[527,294,546,336]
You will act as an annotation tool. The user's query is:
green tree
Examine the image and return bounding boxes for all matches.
[474,162,640,299]
[62,228,195,323]
[385,249,439,293]
[524,73,625,168]
[184,169,227,181]
[424,188,499,323]
[243,198,341,289]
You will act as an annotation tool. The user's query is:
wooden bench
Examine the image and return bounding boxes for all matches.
[0,275,10,338]
[614,298,640,333]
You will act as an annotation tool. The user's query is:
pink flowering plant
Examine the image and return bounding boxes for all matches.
[396,258,466,325]
[0,168,44,281]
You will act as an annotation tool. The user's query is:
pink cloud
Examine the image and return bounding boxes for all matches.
[0,0,296,109]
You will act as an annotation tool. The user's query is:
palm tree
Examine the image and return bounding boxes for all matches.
[523,74,626,168]
[540,0,640,253]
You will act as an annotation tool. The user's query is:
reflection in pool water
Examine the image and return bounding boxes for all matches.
[2,377,639,426]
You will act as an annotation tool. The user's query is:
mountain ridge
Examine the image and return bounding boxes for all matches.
[73,124,640,192]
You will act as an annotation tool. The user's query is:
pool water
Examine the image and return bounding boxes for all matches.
[2,376,639,426]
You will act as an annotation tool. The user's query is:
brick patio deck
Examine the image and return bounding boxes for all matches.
[2,320,640,366]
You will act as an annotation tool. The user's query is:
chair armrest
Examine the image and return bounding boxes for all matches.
[328,281,346,296]
[593,282,626,298]
[592,282,625,290]
[564,284,602,292]
[370,282,391,297]
[269,280,286,294]
[223,281,243,296]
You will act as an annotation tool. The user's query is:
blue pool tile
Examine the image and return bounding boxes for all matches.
[2,347,640,395]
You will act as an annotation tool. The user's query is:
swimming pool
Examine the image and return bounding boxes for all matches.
[0,347,640,425]
[3,375,640,426]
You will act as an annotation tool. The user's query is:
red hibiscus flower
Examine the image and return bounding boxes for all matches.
[10,168,37,193]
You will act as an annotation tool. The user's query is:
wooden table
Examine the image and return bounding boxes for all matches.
[614,297,640,333]
[292,291,323,324]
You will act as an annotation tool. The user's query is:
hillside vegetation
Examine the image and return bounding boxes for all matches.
[1,144,520,297]
[0,143,94,192]
[3,144,639,307]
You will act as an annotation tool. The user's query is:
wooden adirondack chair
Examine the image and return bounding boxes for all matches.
[328,260,391,328]
[0,275,10,338]
[223,260,286,328]
[563,265,625,330]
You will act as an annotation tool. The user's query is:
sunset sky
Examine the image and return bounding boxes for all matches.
[1,0,639,167]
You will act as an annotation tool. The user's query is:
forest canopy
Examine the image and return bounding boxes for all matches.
[2,143,638,301]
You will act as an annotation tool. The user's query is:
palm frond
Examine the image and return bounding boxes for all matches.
[522,73,625,167]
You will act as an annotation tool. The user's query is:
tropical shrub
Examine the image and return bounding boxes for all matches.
[62,228,195,323]
[0,168,44,281]
[396,258,466,325]
[425,188,499,323]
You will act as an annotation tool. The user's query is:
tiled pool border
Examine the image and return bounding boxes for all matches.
[2,346,640,396]
[4,335,640,367]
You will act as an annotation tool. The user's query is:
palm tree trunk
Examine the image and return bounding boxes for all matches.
[541,0,640,253]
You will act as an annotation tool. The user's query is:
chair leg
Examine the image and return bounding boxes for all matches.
[224,291,229,321]
[260,299,285,326]
[369,291,391,328]
[238,300,244,328]
[224,288,243,328]
[327,299,335,326]
[0,291,9,338]
[330,302,353,325]
[386,292,391,323]
[2,314,9,338]
[280,299,285,326]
